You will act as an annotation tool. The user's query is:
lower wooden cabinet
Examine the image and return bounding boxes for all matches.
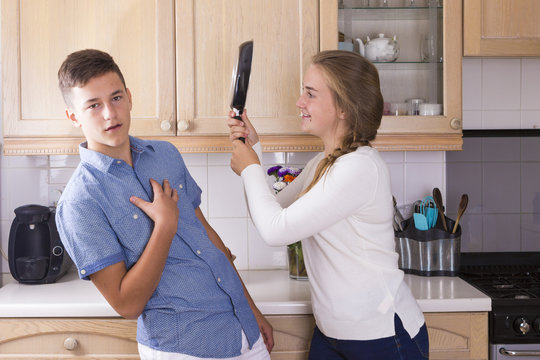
[0,318,138,359]
[425,312,488,360]
[266,315,315,360]
[0,313,487,359]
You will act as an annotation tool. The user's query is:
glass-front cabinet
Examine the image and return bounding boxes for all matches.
[321,0,462,151]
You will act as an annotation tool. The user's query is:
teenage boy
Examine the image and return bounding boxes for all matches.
[55,49,273,359]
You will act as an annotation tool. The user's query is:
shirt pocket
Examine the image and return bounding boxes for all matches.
[113,209,153,266]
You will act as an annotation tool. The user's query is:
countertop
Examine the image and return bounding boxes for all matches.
[0,270,490,317]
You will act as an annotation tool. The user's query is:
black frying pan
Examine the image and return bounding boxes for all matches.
[230,40,253,143]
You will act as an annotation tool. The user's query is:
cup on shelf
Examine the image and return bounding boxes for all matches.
[406,98,425,115]
[419,103,442,116]
[390,103,408,116]
[338,41,353,52]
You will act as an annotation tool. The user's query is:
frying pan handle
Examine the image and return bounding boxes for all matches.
[233,115,246,143]
[232,109,245,143]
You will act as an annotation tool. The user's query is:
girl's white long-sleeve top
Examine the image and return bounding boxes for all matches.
[241,143,425,340]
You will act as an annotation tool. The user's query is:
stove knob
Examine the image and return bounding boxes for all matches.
[533,318,540,333]
[513,317,530,335]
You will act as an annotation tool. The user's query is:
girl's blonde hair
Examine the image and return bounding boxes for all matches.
[301,50,383,195]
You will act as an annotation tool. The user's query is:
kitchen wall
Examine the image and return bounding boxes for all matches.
[448,57,540,253]
[2,57,538,273]
[0,144,444,273]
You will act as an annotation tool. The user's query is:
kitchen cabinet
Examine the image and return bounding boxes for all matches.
[0,316,315,360]
[1,0,321,155]
[0,313,487,359]
[464,0,540,57]
[1,0,176,140]
[323,0,462,151]
[0,318,139,359]
[2,0,461,154]
[425,312,488,360]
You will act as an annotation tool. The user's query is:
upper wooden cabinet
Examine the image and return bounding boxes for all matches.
[2,0,462,154]
[175,0,318,137]
[464,0,540,57]
[323,0,463,151]
[1,0,176,139]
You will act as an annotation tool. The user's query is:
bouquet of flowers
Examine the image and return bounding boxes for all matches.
[267,165,308,280]
[267,165,302,193]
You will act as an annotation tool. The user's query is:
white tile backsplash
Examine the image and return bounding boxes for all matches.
[521,110,540,129]
[0,147,444,272]
[207,166,247,218]
[462,110,482,130]
[462,57,482,111]
[482,58,521,110]
[208,217,249,270]
[521,58,540,110]
[482,110,521,129]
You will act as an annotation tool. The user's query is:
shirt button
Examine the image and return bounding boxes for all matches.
[116,160,121,164]
[80,269,86,275]
[178,184,183,189]
[133,214,138,220]
[217,277,221,283]
[196,250,201,255]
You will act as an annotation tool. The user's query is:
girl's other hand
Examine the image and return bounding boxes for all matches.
[226,109,260,145]
[230,139,260,176]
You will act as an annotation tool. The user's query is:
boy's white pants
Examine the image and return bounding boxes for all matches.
[138,332,270,360]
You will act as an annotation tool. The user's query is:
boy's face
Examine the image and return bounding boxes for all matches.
[66,71,132,157]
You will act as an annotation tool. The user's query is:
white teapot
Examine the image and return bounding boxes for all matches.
[356,33,399,62]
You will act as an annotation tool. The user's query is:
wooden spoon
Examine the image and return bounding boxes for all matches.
[452,194,469,234]
[432,188,448,232]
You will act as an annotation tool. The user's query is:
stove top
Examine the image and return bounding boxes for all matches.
[459,268,540,300]
[459,252,540,344]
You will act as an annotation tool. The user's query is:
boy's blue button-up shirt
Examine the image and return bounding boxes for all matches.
[56,137,260,357]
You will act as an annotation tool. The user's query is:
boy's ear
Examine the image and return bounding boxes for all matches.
[66,108,82,128]
[126,87,133,110]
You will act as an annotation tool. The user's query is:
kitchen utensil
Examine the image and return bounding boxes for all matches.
[452,194,468,234]
[413,213,429,231]
[432,188,448,232]
[229,40,254,143]
[406,98,425,115]
[390,102,408,116]
[419,103,442,116]
[356,33,399,62]
[393,196,405,231]
[419,196,438,229]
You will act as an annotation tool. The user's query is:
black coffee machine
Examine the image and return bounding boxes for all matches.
[8,204,72,284]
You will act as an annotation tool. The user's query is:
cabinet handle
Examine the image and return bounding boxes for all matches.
[160,120,172,132]
[500,348,540,356]
[177,120,190,132]
[63,337,78,351]
[450,118,462,130]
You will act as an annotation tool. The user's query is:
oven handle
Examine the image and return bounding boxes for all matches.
[500,348,540,356]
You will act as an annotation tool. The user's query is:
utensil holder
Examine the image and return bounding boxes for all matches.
[394,216,461,276]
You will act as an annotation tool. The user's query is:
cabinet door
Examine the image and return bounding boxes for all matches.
[0,318,138,359]
[321,0,462,151]
[425,312,488,360]
[1,0,175,138]
[175,0,319,141]
[464,0,540,56]
[267,315,315,360]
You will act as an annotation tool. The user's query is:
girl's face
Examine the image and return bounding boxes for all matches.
[296,65,346,151]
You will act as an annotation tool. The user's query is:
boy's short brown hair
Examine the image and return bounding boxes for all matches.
[58,49,126,107]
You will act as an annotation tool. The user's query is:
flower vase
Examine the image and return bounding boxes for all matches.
[287,242,308,280]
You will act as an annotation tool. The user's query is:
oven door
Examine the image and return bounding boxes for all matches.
[492,344,540,359]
